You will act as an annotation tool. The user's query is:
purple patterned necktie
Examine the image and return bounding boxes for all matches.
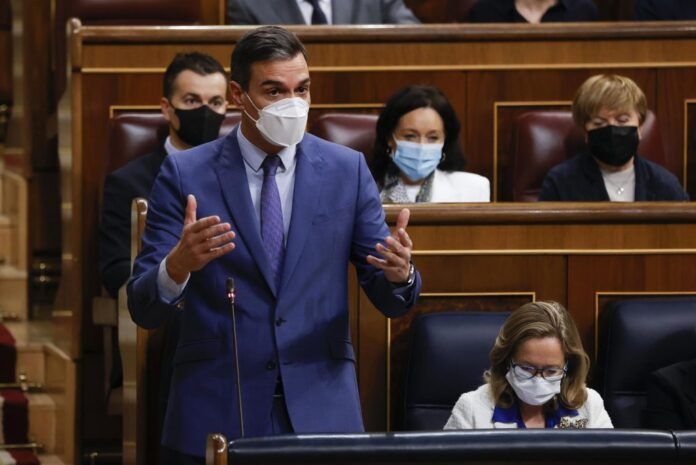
[261,155,285,287]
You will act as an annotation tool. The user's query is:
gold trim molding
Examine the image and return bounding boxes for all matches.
[413,249,696,256]
[81,62,696,75]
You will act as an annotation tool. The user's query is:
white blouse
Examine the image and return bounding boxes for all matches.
[444,383,614,429]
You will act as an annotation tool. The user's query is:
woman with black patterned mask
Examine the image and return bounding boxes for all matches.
[539,74,688,202]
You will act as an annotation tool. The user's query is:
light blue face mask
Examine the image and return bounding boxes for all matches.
[391,138,444,182]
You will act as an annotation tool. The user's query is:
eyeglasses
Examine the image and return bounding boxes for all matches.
[510,361,567,381]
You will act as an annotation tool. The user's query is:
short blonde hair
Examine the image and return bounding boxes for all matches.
[485,301,590,410]
[572,74,647,128]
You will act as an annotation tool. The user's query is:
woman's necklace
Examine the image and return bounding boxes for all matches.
[604,169,635,196]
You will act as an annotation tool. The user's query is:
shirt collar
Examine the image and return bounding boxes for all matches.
[492,399,579,429]
[164,136,183,156]
[236,124,297,173]
[503,0,568,14]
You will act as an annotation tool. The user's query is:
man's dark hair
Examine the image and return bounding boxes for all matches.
[373,85,467,188]
[231,26,307,90]
[163,52,227,100]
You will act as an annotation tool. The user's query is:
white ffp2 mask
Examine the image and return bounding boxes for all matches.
[505,367,562,406]
[245,94,309,147]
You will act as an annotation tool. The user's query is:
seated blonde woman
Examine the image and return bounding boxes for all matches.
[539,74,688,202]
[444,301,613,429]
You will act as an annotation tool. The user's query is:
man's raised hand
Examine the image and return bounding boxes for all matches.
[366,208,413,284]
[166,194,236,284]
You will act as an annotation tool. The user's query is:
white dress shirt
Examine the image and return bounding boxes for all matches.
[296,0,333,24]
[157,126,298,302]
[163,136,182,156]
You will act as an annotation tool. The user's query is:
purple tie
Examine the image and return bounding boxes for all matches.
[305,0,328,24]
[261,155,285,287]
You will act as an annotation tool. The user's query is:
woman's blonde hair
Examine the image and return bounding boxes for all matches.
[485,301,590,409]
[572,74,647,128]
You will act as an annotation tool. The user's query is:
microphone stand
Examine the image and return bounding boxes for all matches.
[227,277,245,437]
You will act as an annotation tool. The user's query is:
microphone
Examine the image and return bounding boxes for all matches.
[227,277,245,437]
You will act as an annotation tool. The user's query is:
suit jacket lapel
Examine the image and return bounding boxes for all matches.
[215,129,277,296]
[633,156,650,201]
[331,0,353,24]
[274,0,305,23]
[279,137,322,294]
[580,153,610,201]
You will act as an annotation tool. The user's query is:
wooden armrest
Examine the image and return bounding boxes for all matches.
[92,296,118,326]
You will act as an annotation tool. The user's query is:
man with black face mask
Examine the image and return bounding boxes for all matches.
[98,53,227,454]
[539,74,688,202]
[100,51,228,298]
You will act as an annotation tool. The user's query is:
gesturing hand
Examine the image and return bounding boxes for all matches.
[166,194,236,284]
[366,208,413,284]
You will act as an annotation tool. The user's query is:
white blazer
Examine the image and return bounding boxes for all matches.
[430,170,490,203]
[444,384,614,429]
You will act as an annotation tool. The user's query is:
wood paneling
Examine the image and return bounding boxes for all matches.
[655,69,696,192]
[0,0,11,106]
[688,100,696,193]
[18,0,62,318]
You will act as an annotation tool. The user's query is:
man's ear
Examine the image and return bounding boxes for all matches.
[637,125,643,141]
[161,97,172,123]
[229,81,245,108]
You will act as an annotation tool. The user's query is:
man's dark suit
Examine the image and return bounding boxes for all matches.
[538,153,689,201]
[99,145,179,442]
[635,0,696,20]
[227,0,420,25]
[100,147,168,298]
[643,359,696,429]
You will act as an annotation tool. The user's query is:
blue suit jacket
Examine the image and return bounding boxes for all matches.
[127,129,421,456]
[538,153,689,201]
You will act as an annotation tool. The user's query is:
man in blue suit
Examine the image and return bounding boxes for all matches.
[127,26,421,464]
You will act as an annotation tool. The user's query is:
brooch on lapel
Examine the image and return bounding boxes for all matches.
[559,417,588,429]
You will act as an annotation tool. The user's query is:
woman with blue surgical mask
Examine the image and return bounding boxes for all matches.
[373,85,490,203]
[444,301,613,430]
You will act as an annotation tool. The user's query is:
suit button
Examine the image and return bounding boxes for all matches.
[266,360,277,370]
[275,318,286,326]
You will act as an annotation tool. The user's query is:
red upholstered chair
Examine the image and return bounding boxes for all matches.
[506,110,665,202]
[106,111,240,173]
[310,113,379,170]
[405,0,478,22]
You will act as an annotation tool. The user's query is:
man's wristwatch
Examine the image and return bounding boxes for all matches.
[392,263,415,287]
